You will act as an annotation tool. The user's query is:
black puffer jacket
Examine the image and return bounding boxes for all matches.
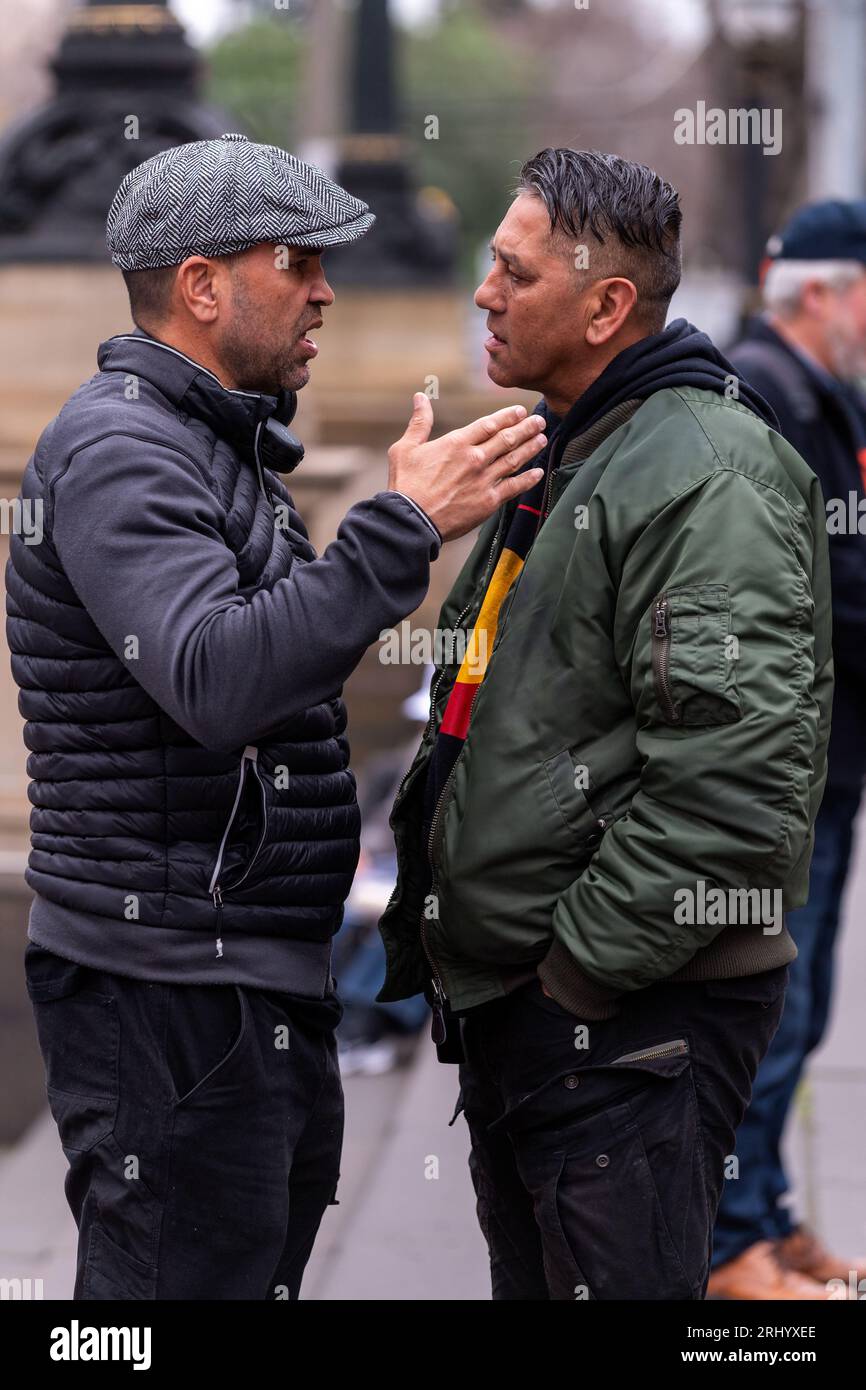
[5,331,440,992]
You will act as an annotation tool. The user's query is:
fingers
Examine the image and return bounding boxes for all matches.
[400,392,434,446]
[490,429,548,481]
[495,465,546,504]
[474,411,547,467]
[461,403,530,445]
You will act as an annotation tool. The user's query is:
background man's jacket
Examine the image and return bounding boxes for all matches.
[729,317,866,791]
[378,326,833,1019]
[5,331,440,993]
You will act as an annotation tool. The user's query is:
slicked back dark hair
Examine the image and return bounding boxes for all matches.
[517,148,682,329]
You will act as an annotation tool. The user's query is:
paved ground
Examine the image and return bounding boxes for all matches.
[2,809,864,1300]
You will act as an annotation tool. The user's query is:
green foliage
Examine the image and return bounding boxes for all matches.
[203,17,304,147]
[203,6,541,275]
[401,8,542,270]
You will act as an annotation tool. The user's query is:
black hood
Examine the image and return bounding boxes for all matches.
[546,317,779,467]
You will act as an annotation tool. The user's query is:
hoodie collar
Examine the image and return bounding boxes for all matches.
[96,329,283,457]
[548,317,778,470]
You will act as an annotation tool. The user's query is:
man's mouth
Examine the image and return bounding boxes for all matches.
[298,320,323,358]
[485,325,507,353]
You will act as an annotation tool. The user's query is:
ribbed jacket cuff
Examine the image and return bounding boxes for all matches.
[537,938,623,1020]
[386,491,442,546]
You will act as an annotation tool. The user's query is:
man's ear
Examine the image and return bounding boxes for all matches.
[801,279,834,323]
[174,256,224,325]
[585,277,639,347]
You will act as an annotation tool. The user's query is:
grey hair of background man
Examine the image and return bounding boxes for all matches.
[763,259,865,318]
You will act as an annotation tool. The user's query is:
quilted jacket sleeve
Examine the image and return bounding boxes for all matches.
[50,432,439,752]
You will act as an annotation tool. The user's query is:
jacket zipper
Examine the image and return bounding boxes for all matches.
[378,580,480,932]
[541,455,557,521]
[422,759,463,1044]
[416,513,510,1041]
[383,515,507,899]
[379,627,477,932]
[652,595,680,724]
[610,1038,689,1065]
[208,745,269,959]
[422,513,506,742]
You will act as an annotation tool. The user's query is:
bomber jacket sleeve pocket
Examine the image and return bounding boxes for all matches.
[649,584,741,727]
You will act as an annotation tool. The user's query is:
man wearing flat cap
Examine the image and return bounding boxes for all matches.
[6,133,546,1300]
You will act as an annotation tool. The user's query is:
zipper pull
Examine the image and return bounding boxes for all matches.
[430,978,447,1045]
[213,885,224,960]
[654,600,668,639]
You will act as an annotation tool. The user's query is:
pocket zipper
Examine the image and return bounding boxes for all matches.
[208,745,269,960]
[610,1037,689,1065]
[652,595,681,724]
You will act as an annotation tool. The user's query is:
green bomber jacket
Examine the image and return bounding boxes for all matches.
[377,386,833,1019]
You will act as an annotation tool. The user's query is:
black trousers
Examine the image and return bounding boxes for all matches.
[456,968,788,1300]
[25,941,344,1300]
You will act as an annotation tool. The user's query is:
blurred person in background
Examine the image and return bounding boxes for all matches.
[379,148,833,1300]
[6,134,547,1301]
[709,200,866,1300]
[335,668,432,1076]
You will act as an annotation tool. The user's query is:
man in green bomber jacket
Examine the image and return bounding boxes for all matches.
[377,148,834,1301]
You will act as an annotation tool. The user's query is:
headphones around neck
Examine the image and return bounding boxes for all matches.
[258,389,305,474]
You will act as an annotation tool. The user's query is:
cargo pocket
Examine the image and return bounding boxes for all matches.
[499,1042,709,1300]
[650,584,741,727]
[82,1224,158,1301]
[26,948,118,1155]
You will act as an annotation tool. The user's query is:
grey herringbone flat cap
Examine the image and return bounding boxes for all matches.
[106,132,375,270]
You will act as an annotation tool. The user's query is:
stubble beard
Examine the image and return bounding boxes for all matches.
[220,323,309,396]
[220,274,310,395]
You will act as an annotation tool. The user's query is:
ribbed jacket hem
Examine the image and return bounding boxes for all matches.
[535,923,798,1020]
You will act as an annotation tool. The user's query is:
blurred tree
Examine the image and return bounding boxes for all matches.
[204,3,539,275]
[402,6,541,272]
[204,15,304,147]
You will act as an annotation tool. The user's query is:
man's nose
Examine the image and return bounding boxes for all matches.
[475,271,501,312]
[313,274,335,308]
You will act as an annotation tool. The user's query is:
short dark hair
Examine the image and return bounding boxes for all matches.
[517,148,682,328]
[121,265,179,330]
[121,252,243,330]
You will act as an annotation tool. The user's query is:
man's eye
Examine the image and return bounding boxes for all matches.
[489,250,524,281]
